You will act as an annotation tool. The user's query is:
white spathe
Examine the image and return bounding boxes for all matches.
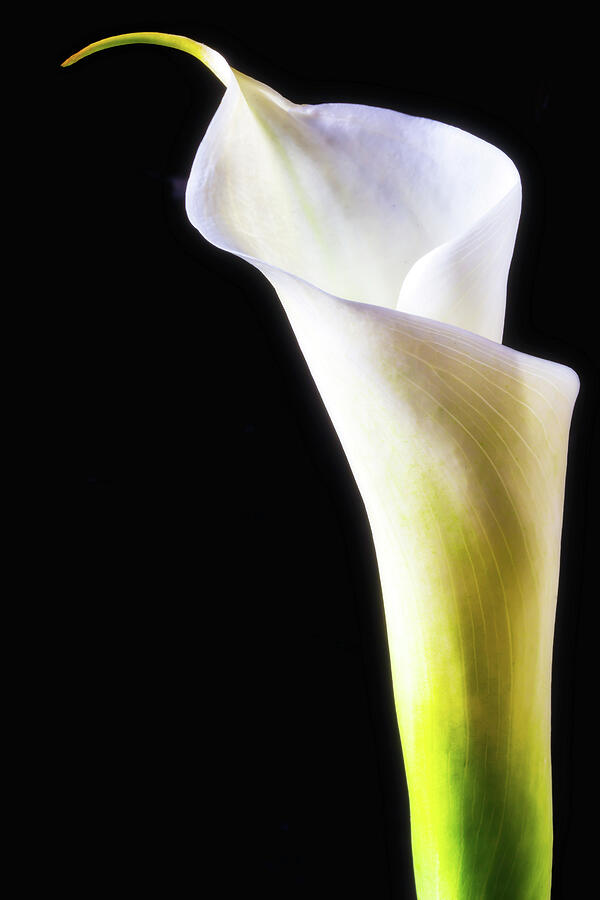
[64,34,579,898]
[183,53,578,899]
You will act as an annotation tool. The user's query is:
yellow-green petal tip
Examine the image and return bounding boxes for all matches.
[60,32,231,86]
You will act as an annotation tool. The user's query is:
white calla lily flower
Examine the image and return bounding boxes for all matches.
[63,33,579,899]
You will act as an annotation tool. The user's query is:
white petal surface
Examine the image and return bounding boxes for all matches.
[187,67,521,340]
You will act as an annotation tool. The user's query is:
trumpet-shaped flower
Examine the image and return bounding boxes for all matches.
[62,33,579,899]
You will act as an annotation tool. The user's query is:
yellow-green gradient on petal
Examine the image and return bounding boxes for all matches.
[302,297,577,899]
[255,267,578,898]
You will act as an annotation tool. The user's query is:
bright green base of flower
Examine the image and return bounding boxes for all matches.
[407,735,552,898]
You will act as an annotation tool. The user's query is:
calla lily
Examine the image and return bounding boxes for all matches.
[63,34,579,898]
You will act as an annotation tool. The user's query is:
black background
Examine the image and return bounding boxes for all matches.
[45,7,597,897]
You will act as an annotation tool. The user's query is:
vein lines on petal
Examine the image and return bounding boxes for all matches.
[397,372,515,898]
[405,316,572,406]
[388,320,556,446]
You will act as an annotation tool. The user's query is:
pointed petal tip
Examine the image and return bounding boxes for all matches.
[60,53,79,68]
[59,33,231,85]
[59,34,175,70]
